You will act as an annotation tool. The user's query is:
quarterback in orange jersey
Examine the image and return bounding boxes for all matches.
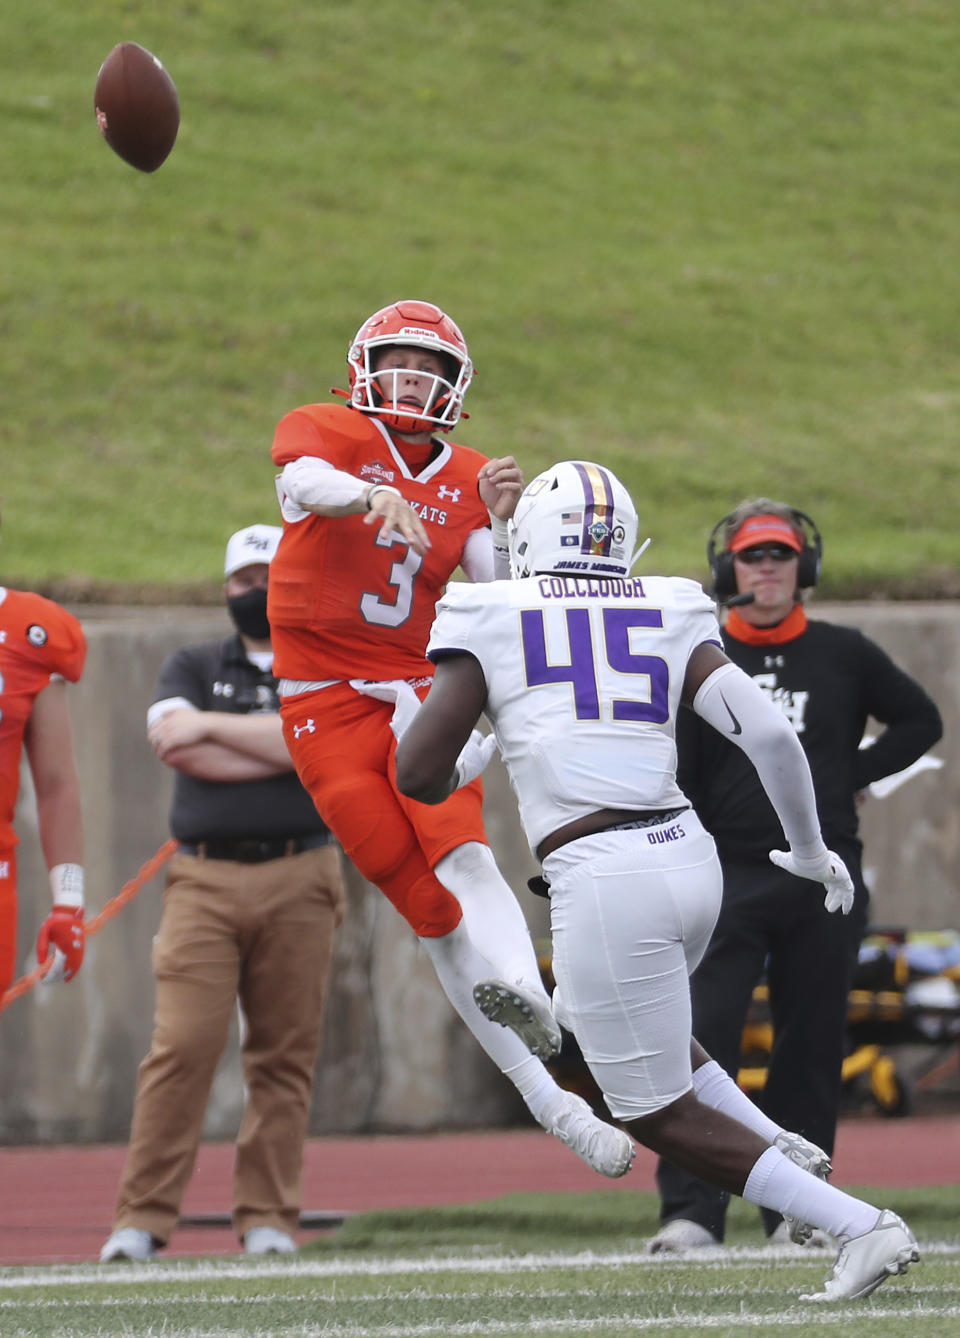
[267,300,634,1177]
[0,575,87,1002]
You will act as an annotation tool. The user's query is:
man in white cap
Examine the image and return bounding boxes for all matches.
[100,526,344,1263]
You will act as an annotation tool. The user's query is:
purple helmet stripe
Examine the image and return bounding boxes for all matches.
[573,462,615,557]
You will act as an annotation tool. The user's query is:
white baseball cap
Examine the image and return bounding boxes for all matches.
[224,525,282,577]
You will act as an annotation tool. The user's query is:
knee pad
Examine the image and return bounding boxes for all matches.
[434,840,494,892]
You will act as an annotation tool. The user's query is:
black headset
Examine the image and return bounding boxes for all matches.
[707,507,823,602]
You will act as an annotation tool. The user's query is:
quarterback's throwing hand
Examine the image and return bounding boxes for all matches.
[769,848,856,915]
[36,906,85,983]
[364,487,431,556]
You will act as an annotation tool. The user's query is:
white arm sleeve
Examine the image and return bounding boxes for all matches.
[692,662,827,859]
[460,527,496,583]
[489,515,511,580]
[280,457,369,511]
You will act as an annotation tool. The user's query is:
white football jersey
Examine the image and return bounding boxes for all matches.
[427,573,722,852]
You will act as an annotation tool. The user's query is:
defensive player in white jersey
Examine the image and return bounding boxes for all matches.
[395,460,919,1304]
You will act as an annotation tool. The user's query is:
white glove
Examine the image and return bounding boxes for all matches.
[454,731,499,789]
[350,679,422,741]
[769,848,856,915]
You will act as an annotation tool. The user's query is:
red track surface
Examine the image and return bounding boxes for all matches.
[1,1113,957,1267]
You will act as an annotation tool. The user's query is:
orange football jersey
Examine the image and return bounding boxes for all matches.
[0,588,86,846]
[269,403,491,681]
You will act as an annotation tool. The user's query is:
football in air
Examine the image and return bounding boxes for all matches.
[94,42,180,172]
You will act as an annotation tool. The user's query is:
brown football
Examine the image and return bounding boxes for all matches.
[94,42,179,173]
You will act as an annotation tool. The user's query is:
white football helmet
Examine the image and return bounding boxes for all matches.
[509,460,642,579]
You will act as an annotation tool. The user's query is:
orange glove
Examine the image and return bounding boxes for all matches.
[36,905,85,983]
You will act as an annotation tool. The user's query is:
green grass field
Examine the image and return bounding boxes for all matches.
[2,1191,957,1337]
[3,1,960,598]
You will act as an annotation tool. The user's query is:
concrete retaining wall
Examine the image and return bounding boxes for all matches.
[1,601,956,1144]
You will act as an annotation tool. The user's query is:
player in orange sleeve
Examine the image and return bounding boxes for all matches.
[267,300,633,1176]
[0,528,88,1003]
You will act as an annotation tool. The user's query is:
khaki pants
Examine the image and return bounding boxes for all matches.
[113,845,344,1244]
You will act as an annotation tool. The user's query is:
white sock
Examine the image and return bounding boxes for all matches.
[693,1060,782,1144]
[419,923,558,1112]
[434,843,547,996]
[743,1147,882,1241]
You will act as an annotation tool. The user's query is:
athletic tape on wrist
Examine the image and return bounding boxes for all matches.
[366,484,402,510]
[49,863,85,909]
[490,516,510,549]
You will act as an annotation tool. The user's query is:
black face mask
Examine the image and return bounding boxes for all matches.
[227,587,270,640]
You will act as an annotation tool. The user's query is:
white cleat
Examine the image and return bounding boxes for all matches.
[99,1227,156,1263]
[647,1218,720,1254]
[473,978,562,1061]
[544,1090,634,1178]
[774,1130,833,1244]
[243,1226,297,1255]
[800,1210,919,1302]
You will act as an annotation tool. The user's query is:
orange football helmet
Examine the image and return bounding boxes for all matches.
[346,299,473,435]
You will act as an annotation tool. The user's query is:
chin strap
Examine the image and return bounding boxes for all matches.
[629,537,651,571]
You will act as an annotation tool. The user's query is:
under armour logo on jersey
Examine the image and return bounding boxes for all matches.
[437,485,461,502]
[763,654,785,668]
[293,719,316,739]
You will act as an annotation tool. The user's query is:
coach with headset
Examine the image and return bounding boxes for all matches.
[650,497,943,1253]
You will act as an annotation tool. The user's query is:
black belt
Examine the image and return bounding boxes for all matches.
[529,807,690,898]
[179,833,333,863]
[591,806,689,838]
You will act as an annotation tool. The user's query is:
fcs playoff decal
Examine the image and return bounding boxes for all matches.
[559,512,628,565]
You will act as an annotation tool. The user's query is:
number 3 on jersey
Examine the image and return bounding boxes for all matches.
[359,530,424,628]
[520,607,670,723]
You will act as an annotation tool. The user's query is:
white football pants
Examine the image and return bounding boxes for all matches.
[544,809,722,1121]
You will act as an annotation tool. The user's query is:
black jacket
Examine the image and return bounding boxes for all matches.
[677,618,943,862]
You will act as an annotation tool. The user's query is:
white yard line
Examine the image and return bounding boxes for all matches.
[2,1239,957,1289]
[1,1283,957,1311]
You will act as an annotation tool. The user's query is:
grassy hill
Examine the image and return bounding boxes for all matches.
[3,0,959,599]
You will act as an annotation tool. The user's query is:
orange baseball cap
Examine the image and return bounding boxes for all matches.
[729,514,803,553]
